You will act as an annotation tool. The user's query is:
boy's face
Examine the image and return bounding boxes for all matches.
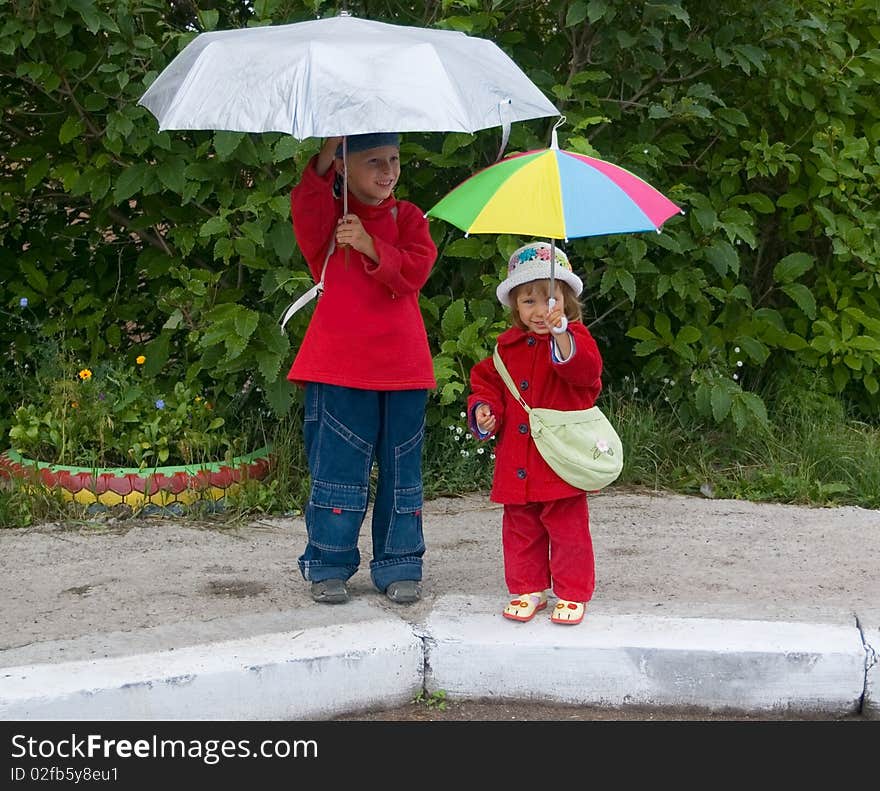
[514,281,565,334]
[336,145,400,205]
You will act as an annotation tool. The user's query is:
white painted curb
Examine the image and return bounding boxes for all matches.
[0,620,423,721]
[425,597,866,714]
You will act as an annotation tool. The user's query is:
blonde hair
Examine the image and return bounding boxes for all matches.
[508,279,583,331]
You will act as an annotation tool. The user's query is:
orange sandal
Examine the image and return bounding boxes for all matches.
[551,600,586,625]
[503,591,548,622]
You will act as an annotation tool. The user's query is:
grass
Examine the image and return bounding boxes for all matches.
[605,387,880,510]
[2,389,879,529]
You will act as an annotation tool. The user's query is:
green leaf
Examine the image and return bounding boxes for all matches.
[200,215,230,238]
[710,384,732,422]
[57,115,82,145]
[444,237,484,258]
[114,163,147,202]
[157,159,185,194]
[773,252,814,283]
[735,336,769,364]
[676,326,701,344]
[198,9,220,30]
[703,240,739,277]
[781,283,817,319]
[626,326,657,342]
[616,269,636,302]
[565,1,587,26]
[25,158,51,191]
[654,313,673,343]
[441,299,467,337]
[213,131,244,159]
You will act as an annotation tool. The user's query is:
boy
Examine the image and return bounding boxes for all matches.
[287,133,437,605]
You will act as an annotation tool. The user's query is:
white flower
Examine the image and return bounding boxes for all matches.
[459,411,466,418]
[737,360,743,367]
[448,424,455,431]
[663,377,669,384]
[734,346,740,353]
[733,373,739,380]
[477,447,485,455]
[460,449,469,457]
[454,434,461,441]
[670,380,676,386]
[632,387,639,394]
[490,453,496,460]
[455,426,463,434]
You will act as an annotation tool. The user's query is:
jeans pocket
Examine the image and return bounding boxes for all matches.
[307,479,368,552]
[385,485,425,555]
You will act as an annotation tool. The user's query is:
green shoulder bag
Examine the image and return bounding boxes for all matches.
[492,345,623,491]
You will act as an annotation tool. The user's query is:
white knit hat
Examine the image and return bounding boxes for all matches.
[496,242,583,307]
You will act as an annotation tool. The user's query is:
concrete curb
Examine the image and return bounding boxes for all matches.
[425,597,869,715]
[0,620,423,721]
[1,599,876,720]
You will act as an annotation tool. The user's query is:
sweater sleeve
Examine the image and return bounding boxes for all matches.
[364,201,437,296]
[549,322,604,393]
[467,355,507,438]
[290,156,339,283]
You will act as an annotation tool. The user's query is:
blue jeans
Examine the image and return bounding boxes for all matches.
[298,383,427,592]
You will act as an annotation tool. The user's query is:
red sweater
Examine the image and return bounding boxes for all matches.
[468,324,603,504]
[286,157,438,390]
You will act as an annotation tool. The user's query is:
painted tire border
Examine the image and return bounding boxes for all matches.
[0,447,272,508]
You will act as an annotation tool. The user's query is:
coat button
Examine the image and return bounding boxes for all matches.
[518,423,528,434]
[520,380,529,390]
[527,337,536,346]
[517,468,527,479]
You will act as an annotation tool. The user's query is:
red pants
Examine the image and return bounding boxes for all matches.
[502,494,595,602]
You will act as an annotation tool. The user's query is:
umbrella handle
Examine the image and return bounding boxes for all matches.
[548,296,568,335]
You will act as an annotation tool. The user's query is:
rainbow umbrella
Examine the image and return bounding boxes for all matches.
[427,126,682,299]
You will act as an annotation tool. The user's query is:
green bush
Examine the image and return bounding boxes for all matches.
[1,1,878,500]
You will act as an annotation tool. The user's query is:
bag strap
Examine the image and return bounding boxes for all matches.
[492,344,531,413]
[279,204,398,333]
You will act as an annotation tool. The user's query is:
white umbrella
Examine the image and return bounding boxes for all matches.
[138,13,559,140]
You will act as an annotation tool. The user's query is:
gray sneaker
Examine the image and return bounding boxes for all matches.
[310,579,349,604]
[385,580,421,604]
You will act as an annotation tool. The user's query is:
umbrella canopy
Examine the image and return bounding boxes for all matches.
[138,14,559,138]
[426,124,681,311]
[426,140,681,240]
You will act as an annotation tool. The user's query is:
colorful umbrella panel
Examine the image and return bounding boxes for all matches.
[427,147,681,240]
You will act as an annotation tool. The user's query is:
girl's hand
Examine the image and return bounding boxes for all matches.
[475,404,496,434]
[547,304,568,334]
[336,214,377,260]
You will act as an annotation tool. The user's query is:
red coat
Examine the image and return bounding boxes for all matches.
[468,324,603,505]
[286,156,437,390]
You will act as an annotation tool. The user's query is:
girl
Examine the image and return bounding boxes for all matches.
[468,242,603,625]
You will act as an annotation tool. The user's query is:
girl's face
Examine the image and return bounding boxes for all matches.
[515,282,565,334]
[336,145,400,205]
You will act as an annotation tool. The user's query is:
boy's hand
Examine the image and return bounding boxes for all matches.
[475,404,496,434]
[316,136,344,176]
[336,214,377,261]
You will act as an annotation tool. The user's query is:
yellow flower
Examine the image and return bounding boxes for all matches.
[71,401,79,409]
[195,396,202,402]
[78,369,92,381]
[136,355,146,365]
